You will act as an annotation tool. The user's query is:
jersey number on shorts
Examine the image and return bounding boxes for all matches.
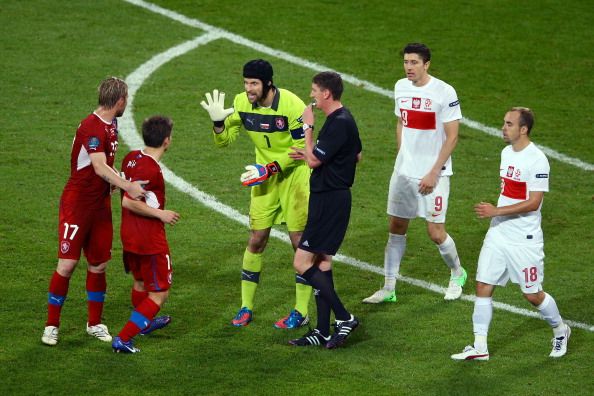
[62,223,79,240]
[435,196,443,212]
[522,266,538,282]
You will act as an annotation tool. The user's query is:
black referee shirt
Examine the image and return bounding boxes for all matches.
[310,107,362,193]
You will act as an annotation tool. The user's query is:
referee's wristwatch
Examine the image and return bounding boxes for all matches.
[302,123,314,131]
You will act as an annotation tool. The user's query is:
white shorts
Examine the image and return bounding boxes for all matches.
[387,172,450,223]
[476,231,544,294]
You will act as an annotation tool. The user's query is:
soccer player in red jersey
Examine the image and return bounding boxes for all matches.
[42,77,147,346]
[112,115,180,353]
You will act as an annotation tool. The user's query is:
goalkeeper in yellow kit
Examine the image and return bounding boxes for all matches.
[200,59,312,328]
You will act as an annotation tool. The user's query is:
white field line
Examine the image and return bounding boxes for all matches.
[124,0,593,172]
[120,0,594,332]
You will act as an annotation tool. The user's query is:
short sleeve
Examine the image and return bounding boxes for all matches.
[440,85,462,123]
[528,154,550,192]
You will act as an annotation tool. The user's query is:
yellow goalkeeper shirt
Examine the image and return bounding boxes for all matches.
[213,88,306,172]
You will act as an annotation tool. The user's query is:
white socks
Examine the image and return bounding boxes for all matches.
[383,233,406,291]
[472,297,493,351]
[438,234,463,276]
[537,292,565,336]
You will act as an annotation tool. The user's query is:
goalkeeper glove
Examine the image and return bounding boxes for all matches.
[240,161,281,187]
[200,89,234,127]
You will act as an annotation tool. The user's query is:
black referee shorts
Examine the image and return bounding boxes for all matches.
[298,189,351,256]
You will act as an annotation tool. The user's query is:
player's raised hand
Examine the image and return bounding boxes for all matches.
[160,209,180,225]
[200,89,234,122]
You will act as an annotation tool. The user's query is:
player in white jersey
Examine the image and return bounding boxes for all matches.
[364,43,467,304]
[452,107,570,361]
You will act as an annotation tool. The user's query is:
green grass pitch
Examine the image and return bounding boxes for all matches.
[1,1,592,395]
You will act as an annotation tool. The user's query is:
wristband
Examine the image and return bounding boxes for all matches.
[213,120,224,128]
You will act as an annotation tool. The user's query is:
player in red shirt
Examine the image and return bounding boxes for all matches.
[42,77,147,347]
[112,115,180,353]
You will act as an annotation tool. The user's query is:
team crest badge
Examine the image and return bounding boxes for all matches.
[412,98,421,109]
[424,99,432,110]
[514,169,521,178]
[506,166,514,177]
[60,241,70,254]
[275,117,285,129]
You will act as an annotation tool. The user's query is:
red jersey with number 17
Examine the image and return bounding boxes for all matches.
[61,112,119,209]
[120,150,169,255]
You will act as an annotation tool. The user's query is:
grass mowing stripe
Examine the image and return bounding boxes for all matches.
[124,0,593,172]
[118,33,594,332]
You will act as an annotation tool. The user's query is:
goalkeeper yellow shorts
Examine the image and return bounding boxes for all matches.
[249,164,310,231]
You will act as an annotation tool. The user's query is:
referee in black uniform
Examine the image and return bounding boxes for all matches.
[288,71,362,349]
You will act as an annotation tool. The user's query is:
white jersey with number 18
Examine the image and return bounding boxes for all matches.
[488,142,550,244]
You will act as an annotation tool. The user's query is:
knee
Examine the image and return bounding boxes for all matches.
[388,217,408,235]
[56,259,78,277]
[475,282,494,297]
[149,291,169,306]
[427,226,447,244]
[248,233,269,253]
[133,280,145,291]
[88,261,108,274]
[523,291,545,306]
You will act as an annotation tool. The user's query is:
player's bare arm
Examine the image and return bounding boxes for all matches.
[419,119,459,195]
[396,117,403,152]
[122,196,180,225]
[474,191,544,219]
[90,152,146,199]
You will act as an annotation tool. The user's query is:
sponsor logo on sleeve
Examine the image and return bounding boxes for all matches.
[449,100,460,107]
[535,173,549,178]
[88,136,100,150]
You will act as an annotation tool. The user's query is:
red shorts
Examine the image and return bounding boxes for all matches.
[58,199,112,264]
[123,251,173,292]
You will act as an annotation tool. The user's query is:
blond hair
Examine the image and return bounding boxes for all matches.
[98,77,128,109]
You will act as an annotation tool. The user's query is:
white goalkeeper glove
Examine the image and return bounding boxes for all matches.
[200,89,234,126]
[240,161,281,187]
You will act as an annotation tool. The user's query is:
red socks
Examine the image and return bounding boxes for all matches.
[46,271,70,327]
[118,298,160,342]
[86,271,106,326]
